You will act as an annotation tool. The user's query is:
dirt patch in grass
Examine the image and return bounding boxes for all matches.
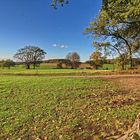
[104,77,140,139]
[111,77,140,91]
[110,77,140,107]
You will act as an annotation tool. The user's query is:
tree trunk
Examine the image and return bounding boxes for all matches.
[26,64,30,69]
[95,65,98,70]
[120,55,125,70]
[121,62,125,70]
[129,54,133,69]
[33,63,36,69]
[128,45,133,69]
[112,63,115,72]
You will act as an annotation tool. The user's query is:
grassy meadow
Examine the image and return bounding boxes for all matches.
[0,76,140,139]
[0,62,140,77]
[0,68,113,76]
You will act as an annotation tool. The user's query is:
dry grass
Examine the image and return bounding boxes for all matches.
[105,77,140,139]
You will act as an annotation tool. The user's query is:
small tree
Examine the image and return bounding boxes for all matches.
[14,46,46,69]
[66,52,80,69]
[0,60,4,68]
[2,59,15,69]
[93,42,129,70]
[89,51,102,69]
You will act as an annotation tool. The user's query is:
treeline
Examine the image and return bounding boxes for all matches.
[0,59,15,69]
[0,45,140,70]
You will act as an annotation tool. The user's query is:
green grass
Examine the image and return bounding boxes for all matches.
[0,68,113,76]
[0,76,139,139]
[1,64,140,76]
[102,64,115,70]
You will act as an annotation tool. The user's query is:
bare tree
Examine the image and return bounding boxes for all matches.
[66,52,80,69]
[14,46,46,69]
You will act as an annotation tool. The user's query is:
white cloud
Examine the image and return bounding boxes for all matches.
[52,44,57,47]
[52,44,68,49]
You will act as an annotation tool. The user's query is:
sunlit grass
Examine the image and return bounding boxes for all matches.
[0,76,139,139]
[0,68,112,76]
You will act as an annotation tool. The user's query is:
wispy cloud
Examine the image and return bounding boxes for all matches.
[52,44,68,49]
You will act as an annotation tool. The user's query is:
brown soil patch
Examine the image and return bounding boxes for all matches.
[111,77,140,92]
[105,77,140,140]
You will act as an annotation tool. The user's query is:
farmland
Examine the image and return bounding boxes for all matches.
[0,68,112,76]
[0,67,140,77]
[0,75,140,139]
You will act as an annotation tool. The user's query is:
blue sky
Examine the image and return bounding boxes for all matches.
[0,0,102,61]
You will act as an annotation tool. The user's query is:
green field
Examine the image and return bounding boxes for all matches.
[1,62,140,76]
[0,68,113,76]
[0,76,139,139]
